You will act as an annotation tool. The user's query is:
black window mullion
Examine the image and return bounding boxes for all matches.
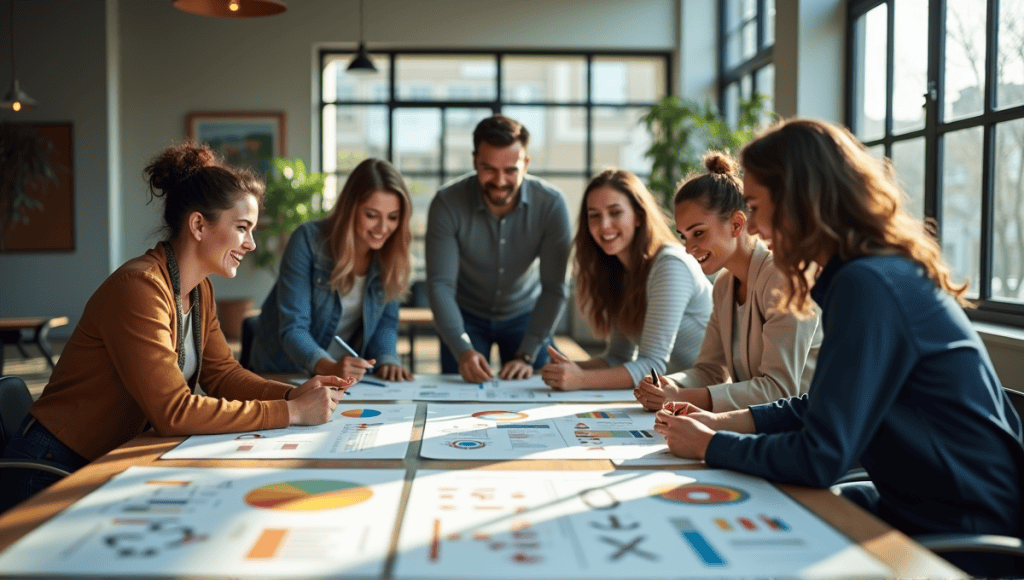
[884,0,895,138]
[979,123,995,300]
[586,53,594,179]
[923,0,943,223]
[387,53,396,162]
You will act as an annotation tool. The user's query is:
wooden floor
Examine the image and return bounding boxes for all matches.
[4,334,599,399]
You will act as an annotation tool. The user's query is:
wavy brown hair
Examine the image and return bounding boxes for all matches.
[739,118,969,315]
[323,158,412,302]
[574,169,681,338]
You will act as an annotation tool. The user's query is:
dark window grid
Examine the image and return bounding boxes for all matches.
[718,0,773,116]
[846,0,1024,325]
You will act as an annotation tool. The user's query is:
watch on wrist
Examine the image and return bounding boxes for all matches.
[516,352,534,365]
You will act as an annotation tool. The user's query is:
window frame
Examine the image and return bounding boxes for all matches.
[846,0,1024,327]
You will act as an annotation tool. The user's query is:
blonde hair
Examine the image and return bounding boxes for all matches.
[323,158,412,302]
[739,118,969,315]
[574,169,681,338]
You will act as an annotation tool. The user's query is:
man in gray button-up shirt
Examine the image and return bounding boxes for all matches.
[426,115,572,383]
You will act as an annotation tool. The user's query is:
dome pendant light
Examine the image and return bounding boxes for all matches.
[172,0,288,18]
[2,1,38,112]
[347,0,377,74]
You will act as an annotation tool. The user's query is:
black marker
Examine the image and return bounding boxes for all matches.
[650,367,660,385]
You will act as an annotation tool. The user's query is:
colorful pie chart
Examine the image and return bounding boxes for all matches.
[650,483,749,505]
[341,408,381,418]
[472,410,528,421]
[244,480,373,511]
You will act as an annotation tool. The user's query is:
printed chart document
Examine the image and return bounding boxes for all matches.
[292,374,637,402]
[0,466,405,578]
[393,469,892,580]
[419,403,695,461]
[161,403,416,460]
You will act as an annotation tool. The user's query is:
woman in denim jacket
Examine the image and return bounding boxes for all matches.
[250,158,414,382]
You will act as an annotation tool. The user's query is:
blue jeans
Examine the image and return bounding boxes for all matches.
[0,417,89,513]
[439,308,552,374]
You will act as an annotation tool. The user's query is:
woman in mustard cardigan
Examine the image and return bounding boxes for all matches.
[0,142,353,512]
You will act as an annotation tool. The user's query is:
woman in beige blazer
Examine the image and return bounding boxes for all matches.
[635,151,821,412]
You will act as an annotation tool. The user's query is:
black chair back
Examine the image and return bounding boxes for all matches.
[240,315,259,370]
[1005,388,1024,421]
[0,376,33,453]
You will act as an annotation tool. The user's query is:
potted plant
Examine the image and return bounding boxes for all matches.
[0,122,56,248]
[253,156,329,272]
[641,94,769,208]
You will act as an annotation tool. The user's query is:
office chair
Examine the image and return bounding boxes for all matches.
[833,387,1024,571]
[239,315,259,370]
[0,375,71,478]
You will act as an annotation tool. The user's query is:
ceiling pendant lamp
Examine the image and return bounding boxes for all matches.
[2,0,38,112]
[172,0,287,18]
[347,0,377,73]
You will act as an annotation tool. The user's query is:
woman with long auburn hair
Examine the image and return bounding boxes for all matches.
[540,169,713,390]
[250,157,415,382]
[654,119,1024,577]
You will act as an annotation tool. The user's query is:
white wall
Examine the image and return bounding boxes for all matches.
[0,0,112,332]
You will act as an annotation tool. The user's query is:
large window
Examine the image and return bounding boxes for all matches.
[848,0,1024,325]
[319,50,671,279]
[719,0,775,123]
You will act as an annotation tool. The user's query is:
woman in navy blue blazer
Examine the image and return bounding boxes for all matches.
[250,158,414,382]
[654,118,1024,576]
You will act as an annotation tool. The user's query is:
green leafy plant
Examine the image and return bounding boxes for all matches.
[0,123,56,247]
[253,157,328,272]
[641,94,770,208]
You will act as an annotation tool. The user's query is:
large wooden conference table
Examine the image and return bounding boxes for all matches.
[0,393,965,579]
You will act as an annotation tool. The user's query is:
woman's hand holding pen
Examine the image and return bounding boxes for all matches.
[315,356,375,383]
[287,375,355,425]
[376,363,413,382]
[540,346,584,391]
[635,374,670,411]
[652,402,717,460]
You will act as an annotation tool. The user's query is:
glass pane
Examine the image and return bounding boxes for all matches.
[395,55,497,101]
[763,0,775,47]
[405,176,441,282]
[503,56,586,103]
[724,82,740,127]
[853,4,887,142]
[726,29,743,69]
[592,57,666,104]
[742,0,756,19]
[591,107,654,175]
[444,108,494,175]
[755,64,775,124]
[992,119,1024,302]
[890,138,925,220]
[544,176,590,229]
[941,127,984,299]
[394,109,441,172]
[740,74,753,100]
[504,106,586,172]
[323,104,388,175]
[892,0,928,134]
[322,53,390,103]
[943,0,988,121]
[866,144,886,163]
[997,0,1024,109]
[725,0,742,32]
[742,20,758,60]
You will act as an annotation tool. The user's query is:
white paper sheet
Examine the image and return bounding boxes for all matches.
[160,403,416,460]
[0,466,406,578]
[291,373,637,402]
[393,469,892,579]
[419,402,696,461]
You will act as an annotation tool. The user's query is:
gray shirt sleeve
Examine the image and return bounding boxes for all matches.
[425,191,474,358]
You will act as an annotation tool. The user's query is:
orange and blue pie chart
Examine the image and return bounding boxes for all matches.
[341,408,381,418]
[650,483,749,505]
[449,439,486,449]
[472,410,528,421]
[244,480,373,511]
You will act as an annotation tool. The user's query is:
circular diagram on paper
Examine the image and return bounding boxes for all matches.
[341,408,382,418]
[449,439,486,450]
[650,483,749,505]
[472,410,528,421]
[244,480,373,511]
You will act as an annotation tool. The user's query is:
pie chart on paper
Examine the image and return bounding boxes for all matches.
[244,480,373,511]
[341,408,381,418]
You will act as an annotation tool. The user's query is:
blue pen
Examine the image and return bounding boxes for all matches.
[333,335,360,358]
[358,379,387,388]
